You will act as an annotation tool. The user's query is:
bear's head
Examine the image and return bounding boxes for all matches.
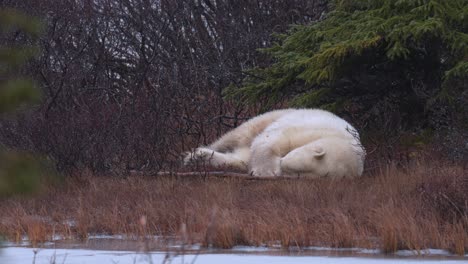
[280,137,364,178]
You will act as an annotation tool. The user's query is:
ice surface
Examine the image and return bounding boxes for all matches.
[1,247,467,264]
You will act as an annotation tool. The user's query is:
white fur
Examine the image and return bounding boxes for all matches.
[184,108,365,178]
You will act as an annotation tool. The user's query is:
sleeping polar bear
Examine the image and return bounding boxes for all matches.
[184,109,365,178]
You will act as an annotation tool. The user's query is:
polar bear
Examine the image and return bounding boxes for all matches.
[184,109,365,178]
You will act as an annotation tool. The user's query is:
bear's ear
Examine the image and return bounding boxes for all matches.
[313,146,326,159]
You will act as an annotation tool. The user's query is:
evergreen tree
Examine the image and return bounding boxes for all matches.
[227,0,467,131]
[0,8,44,196]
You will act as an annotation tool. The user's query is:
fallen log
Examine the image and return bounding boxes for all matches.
[130,170,303,180]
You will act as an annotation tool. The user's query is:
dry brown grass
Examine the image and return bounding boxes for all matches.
[0,160,466,255]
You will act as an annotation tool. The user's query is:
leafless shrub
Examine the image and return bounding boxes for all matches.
[0,0,328,173]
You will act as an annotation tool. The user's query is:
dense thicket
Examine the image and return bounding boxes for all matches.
[1,0,466,173]
[229,0,467,144]
[0,0,328,173]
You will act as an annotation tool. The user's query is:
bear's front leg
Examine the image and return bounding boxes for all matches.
[249,133,283,177]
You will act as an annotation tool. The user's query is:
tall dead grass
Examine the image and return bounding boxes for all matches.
[0,160,466,255]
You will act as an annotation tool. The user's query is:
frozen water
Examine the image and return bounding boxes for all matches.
[1,247,467,264]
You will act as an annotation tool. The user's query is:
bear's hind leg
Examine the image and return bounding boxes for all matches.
[184,147,249,170]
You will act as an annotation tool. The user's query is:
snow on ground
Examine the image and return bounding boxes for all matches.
[1,247,467,264]
[4,234,464,257]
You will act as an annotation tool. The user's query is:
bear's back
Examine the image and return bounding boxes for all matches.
[265,109,357,139]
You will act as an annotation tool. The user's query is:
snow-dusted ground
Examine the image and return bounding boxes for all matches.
[2,235,467,264]
[2,247,468,264]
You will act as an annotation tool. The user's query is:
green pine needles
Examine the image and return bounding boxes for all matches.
[227,0,467,127]
[0,8,43,113]
[0,8,45,197]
